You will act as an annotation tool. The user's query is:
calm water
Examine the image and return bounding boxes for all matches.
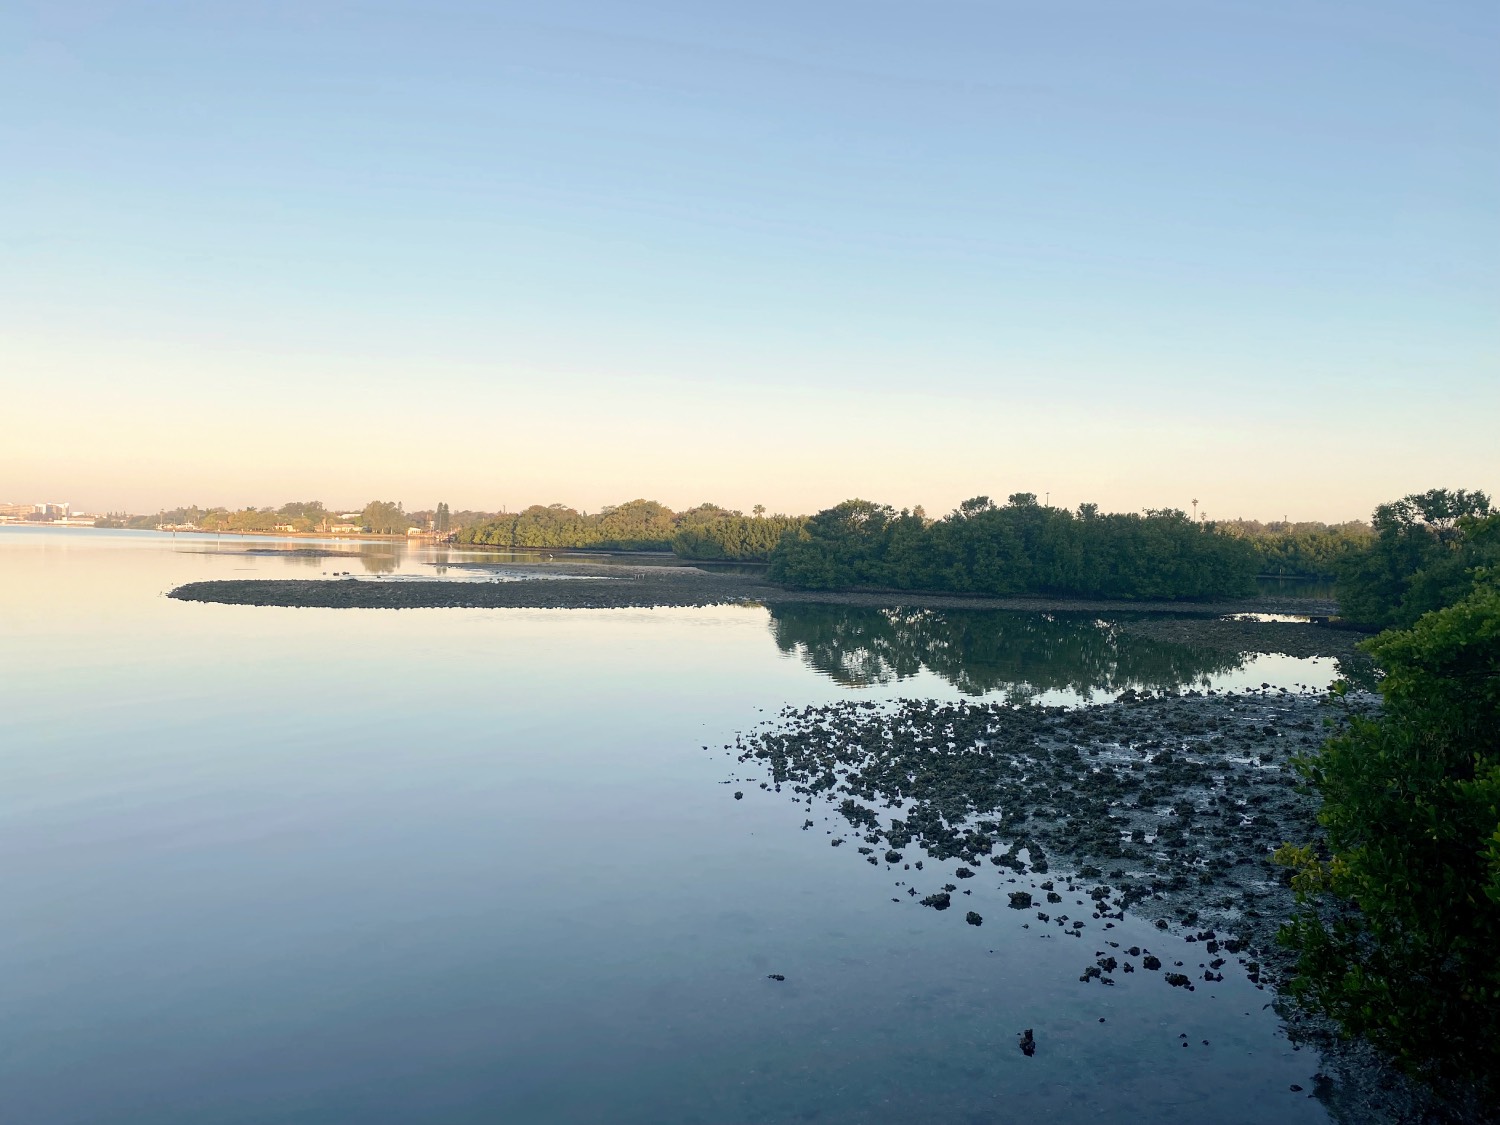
[2,529,1335,1124]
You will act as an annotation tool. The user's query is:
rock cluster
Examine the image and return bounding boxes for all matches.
[730,688,1375,991]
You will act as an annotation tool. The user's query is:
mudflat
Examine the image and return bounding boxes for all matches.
[167,565,1359,659]
[168,563,1335,614]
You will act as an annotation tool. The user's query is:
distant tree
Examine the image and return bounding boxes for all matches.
[361,500,406,535]
[277,500,326,528]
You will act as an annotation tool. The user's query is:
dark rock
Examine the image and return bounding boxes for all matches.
[920,892,952,910]
[1008,892,1033,909]
[966,911,983,926]
[1018,1028,1036,1057]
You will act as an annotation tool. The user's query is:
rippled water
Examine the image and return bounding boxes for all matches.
[1,528,1336,1124]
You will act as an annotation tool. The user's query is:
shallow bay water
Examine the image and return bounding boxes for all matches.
[2,529,1335,1124]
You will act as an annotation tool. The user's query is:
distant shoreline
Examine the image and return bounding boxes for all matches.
[165,566,1358,655]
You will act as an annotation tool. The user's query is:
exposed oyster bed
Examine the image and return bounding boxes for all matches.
[724,688,1451,1124]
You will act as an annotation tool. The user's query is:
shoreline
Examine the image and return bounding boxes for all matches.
[166,571,1365,661]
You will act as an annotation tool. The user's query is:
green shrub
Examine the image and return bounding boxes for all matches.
[1278,572,1500,1092]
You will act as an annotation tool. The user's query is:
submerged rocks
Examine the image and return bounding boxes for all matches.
[729,690,1375,1011]
[1018,1028,1036,1057]
[966,911,983,926]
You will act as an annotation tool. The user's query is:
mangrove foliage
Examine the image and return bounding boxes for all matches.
[1278,488,1500,1102]
[455,501,801,554]
[1333,489,1497,631]
[767,495,1259,601]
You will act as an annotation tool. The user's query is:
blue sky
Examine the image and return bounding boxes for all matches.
[2,0,1496,519]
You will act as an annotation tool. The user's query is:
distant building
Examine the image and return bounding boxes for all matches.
[0,502,37,519]
[329,523,363,534]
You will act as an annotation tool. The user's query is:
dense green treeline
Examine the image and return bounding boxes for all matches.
[1277,487,1499,1103]
[456,501,802,555]
[766,495,1259,601]
[457,499,685,550]
[1332,489,1498,630]
[1220,519,1373,579]
[671,514,807,560]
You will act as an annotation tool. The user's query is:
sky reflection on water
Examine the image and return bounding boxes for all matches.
[0,529,1333,1124]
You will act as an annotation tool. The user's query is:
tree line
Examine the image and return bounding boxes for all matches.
[1332,488,1498,629]
[96,500,458,535]
[671,512,807,560]
[766,495,1261,601]
[1220,518,1374,580]
[455,501,802,556]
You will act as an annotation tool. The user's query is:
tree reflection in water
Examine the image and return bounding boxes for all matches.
[767,604,1244,700]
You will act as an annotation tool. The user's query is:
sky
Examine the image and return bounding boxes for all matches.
[2,0,1496,522]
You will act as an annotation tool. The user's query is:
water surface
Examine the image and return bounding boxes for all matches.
[1,528,1333,1124]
